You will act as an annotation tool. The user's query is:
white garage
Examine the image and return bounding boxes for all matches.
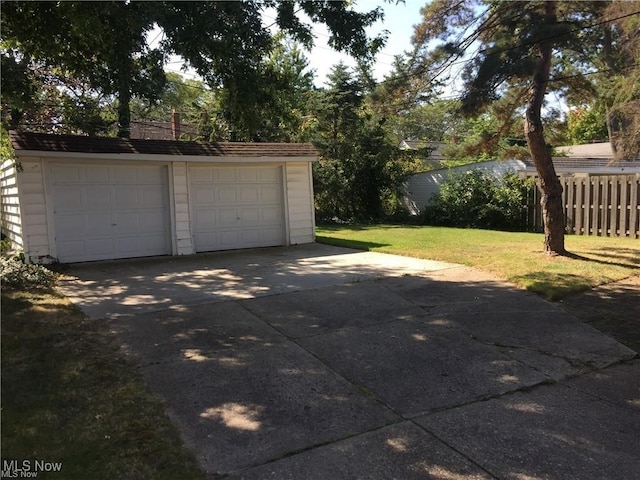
[2,131,318,263]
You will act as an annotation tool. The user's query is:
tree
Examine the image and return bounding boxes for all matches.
[411,0,637,255]
[602,1,640,160]
[311,63,418,221]
[1,0,384,137]
[566,105,609,144]
[217,35,315,142]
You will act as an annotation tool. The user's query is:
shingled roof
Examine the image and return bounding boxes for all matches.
[522,157,640,169]
[9,131,319,157]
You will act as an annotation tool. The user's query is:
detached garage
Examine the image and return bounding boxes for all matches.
[2,131,318,263]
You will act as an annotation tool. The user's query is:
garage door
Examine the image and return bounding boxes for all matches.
[190,165,285,252]
[49,163,171,263]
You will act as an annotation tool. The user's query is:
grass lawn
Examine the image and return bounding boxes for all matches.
[316,224,639,300]
[1,288,206,480]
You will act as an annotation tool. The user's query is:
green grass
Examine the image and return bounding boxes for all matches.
[1,288,206,480]
[316,224,640,300]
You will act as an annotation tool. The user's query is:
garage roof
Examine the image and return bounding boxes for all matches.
[9,131,319,158]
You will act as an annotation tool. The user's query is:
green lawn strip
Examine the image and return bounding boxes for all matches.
[316,225,639,300]
[1,288,206,480]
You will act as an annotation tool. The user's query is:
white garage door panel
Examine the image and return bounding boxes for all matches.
[50,164,171,262]
[190,165,285,252]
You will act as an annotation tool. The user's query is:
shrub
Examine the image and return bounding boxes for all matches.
[1,253,57,289]
[422,169,533,231]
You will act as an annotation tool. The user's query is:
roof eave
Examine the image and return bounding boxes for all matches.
[12,149,318,163]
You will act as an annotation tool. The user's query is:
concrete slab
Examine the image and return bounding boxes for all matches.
[55,244,639,478]
[416,364,640,480]
[137,341,398,475]
[57,244,458,319]
[440,309,637,373]
[230,422,495,480]
[298,317,548,416]
[382,272,558,315]
[108,301,287,363]
[562,359,640,410]
[240,281,426,339]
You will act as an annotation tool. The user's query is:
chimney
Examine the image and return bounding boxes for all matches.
[171,110,181,140]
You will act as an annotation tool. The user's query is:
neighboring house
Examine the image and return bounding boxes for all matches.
[405,150,640,215]
[130,112,199,140]
[130,120,199,141]
[399,140,445,170]
[404,159,526,215]
[555,142,613,159]
[1,131,317,263]
[521,157,640,176]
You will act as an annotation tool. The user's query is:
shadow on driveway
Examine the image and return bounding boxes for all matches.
[57,243,639,479]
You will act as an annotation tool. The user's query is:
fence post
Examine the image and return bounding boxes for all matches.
[591,176,600,236]
[629,174,637,238]
[583,175,591,235]
[611,176,619,236]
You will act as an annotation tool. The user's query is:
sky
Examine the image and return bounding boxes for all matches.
[292,0,426,86]
[165,1,426,87]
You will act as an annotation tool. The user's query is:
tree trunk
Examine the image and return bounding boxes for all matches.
[602,23,619,158]
[524,0,566,255]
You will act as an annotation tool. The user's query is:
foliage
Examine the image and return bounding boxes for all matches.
[422,170,534,231]
[1,1,384,137]
[310,63,420,222]
[567,105,609,144]
[0,253,57,289]
[220,35,315,141]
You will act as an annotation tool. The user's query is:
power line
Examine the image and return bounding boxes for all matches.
[549,62,640,83]
[478,8,640,57]
[372,8,640,94]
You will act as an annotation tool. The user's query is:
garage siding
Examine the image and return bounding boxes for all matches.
[172,162,194,255]
[10,159,51,262]
[285,162,315,245]
[0,158,24,251]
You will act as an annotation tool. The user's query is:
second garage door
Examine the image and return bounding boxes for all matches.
[189,165,286,252]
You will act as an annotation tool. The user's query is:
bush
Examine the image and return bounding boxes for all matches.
[1,253,57,289]
[422,169,533,231]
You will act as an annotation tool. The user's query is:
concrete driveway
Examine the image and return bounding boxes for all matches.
[58,243,639,479]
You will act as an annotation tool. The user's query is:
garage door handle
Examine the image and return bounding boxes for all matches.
[112,223,117,226]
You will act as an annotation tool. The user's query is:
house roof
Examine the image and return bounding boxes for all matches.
[9,131,319,158]
[555,142,612,159]
[522,157,640,170]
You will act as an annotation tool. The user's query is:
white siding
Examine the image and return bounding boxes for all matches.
[405,160,526,214]
[1,158,24,250]
[172,162,194,255]
[285,162,315,245]
[17,159,51,261]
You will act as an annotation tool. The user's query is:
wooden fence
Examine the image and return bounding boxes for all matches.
[526,174,640,238]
